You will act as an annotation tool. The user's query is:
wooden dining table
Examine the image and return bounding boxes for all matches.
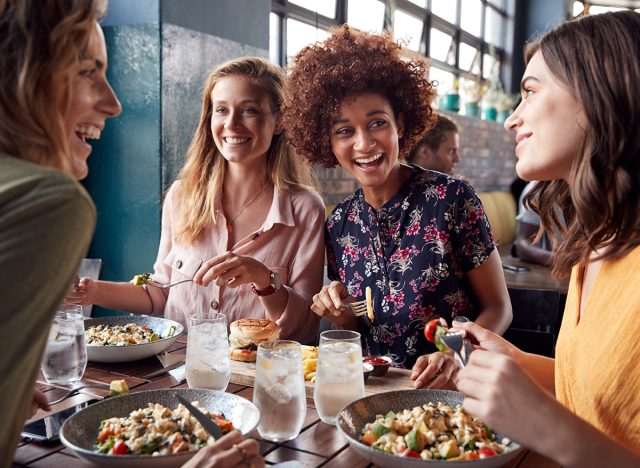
[14,336,560,467]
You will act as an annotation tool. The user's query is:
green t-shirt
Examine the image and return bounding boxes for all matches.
[0,152,96,465]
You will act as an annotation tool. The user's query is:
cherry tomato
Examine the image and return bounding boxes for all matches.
[401,449,421,458]
[478,447,497,459]
[111,439,129,455]
[424,318,447,342]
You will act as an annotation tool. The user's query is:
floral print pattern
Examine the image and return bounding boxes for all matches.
[326,166,495,368]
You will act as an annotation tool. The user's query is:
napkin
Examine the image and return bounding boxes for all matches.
[168,363,186,383]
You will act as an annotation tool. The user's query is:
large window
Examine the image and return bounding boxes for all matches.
[270,0,513,98]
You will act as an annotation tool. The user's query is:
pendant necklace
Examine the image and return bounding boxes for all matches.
[226,179,268,233]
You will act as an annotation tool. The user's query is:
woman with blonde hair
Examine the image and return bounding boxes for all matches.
[0,0,120,462]
[69,56,325,344]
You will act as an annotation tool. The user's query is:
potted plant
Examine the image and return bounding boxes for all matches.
[481,86,499,121]
[495,90,518,123]
[460,77,485,117]
[440,78,460,113]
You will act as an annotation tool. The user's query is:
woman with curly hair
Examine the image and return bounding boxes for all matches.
[282,26,511,384]
[68,57,325,345]
[454,11,640,464]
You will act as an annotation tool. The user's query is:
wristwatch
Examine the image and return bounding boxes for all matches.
[252,271,282,296]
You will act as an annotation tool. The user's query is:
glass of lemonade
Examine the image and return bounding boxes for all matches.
[313,330,364,425]
[253,340,306,442]
[186,311,230,391]
[41,304,87,385]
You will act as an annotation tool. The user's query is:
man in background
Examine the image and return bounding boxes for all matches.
[407,113,459,175]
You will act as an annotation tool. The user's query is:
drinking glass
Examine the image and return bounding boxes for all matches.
[185,311,230,390]
[41,304,87,385]
[253,340,307,442]
[313,330,364,425]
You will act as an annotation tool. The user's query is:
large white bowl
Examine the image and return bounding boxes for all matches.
[336,389,524,468]
[60,388,260,467]
[84,315,183,363]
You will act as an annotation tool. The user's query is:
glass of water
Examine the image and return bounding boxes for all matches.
[253,340,306,442]
[313,330,364,425]
[186,311,230,391]
[41,304,87,385]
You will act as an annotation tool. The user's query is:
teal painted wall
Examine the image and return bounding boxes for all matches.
[85,23,161,316]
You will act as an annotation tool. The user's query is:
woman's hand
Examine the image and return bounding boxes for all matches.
[310,281,356,326]
[64,277,98,306]
[450,320,519,357]
[410,352,458,389]
[456,350,552,444]
[182,430,263,467]
[194,252,271,289]
[25,389,50,420]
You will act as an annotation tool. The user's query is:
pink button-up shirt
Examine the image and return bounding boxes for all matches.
[145,180,325,344]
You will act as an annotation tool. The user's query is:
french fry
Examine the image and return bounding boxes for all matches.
[301,345,319,381]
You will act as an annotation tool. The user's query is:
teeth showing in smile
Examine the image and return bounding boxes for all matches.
[75,125,101,141]
[224,137,249,144]
[355,153,383,164]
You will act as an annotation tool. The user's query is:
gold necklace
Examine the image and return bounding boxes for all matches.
[225,180,268,233]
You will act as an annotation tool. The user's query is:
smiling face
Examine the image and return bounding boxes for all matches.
[330,92,404,205]
[66,23,121,180]
[504,51,586,182]
[210,75,279,167]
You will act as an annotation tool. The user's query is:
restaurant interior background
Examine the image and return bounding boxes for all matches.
[84,0,640,318]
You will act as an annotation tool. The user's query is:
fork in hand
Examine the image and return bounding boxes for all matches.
[340,300,368,317]
[147,278,194,289]
[439,332,472,368]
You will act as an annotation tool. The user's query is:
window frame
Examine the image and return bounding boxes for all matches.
[270,0,512,88]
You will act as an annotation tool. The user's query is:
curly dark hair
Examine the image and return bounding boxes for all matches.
[282,25,436,168]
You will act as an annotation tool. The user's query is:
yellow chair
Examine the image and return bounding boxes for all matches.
[477,191,517,245]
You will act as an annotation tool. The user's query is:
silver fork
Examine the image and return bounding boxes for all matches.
[439,332,472,368]
[47,384,110,405]
[148,278,193,289]
[341,300,368,317]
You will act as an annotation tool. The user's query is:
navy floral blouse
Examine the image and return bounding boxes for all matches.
[326,165,495,368]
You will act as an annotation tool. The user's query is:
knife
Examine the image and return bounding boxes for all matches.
[174,393,223,440]
[142,360,185,379]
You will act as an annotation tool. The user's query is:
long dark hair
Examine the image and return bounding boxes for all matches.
[524,11,640,278]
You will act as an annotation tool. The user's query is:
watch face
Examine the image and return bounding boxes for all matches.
[271,272,282,291]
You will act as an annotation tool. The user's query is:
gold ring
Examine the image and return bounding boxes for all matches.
[233,443,248,462]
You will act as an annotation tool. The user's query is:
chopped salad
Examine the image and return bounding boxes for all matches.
[361,401,511,461]
[85,323,176,346]
[94,402,234,456]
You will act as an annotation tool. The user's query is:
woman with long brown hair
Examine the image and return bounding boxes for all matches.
[69,57,325,344]
[0,0,120,462]
[454,11,640,465]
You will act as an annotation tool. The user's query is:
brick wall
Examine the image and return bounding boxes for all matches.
[314,110,517,206]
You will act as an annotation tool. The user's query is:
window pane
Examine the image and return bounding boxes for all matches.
[347,0,385,34]
[460,0,482,37]
[431,0,457,24]
[394,9,423,51]
[588,5,626,14]
[483,53,497,80]
[572,1,585,17]
[428,67,455,94]
[459,42,479,73]
[269,13,280,65]
[429,27,455,64]
[286,19,330,63]
[407,0,428,7]
[485,7,503,48]
[289,0,336,18]
[487,0,504,8]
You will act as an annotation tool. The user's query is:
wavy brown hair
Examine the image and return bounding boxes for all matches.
[0,0,107,171]
[174,56,317,244]
[524,11,640,278]
[282,25,436,168]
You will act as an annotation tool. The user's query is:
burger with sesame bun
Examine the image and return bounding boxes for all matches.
[229,318,280,362]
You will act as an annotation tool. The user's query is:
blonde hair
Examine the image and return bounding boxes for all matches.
[174,56,317,244]
[0,0,107,171]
